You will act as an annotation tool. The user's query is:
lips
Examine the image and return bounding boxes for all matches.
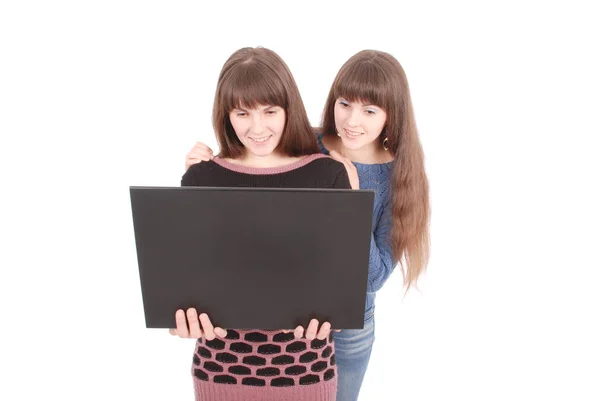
[249,135,272,143]
[344,128,364,137]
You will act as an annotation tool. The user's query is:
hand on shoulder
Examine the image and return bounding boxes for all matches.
[329,150,359,190]
[185,142,214,171]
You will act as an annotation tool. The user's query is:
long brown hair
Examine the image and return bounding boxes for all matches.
[322,50,430,289]
[213,47,319,158]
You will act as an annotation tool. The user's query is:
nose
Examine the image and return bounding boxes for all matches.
[250,113,266,135]
[347,106,360,127]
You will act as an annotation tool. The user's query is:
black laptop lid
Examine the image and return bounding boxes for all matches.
[130,186,374,330]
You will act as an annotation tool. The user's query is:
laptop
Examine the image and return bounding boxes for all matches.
[130,186,374,330]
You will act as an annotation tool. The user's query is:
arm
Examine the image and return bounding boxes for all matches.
[367,197,397,293]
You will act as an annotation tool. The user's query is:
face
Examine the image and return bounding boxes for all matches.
[229,104,286,158]
[334,98,387,151]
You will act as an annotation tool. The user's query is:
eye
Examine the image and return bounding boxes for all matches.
[235,111,247,117]
[338,100,350,108]
[266,109,277,115]
[365,108,377,115]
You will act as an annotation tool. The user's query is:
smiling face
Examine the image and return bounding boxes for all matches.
[228,104,286,158]
[333,97,387,152]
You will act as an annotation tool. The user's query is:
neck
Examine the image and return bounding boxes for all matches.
[330,136,393,164]
[225,151,300,168]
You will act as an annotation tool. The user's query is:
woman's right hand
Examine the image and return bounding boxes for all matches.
[329,150,360,190]
[185,142,214,171]
[169,308,227,340]
[281,319,341,339]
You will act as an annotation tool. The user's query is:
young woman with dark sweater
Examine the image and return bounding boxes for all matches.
[170,47,351,401]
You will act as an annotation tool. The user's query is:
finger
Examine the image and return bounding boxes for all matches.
[331,151,352,167]
[335,329,342,332]
[194,142,214,153]
[169,328,177,336]
[189,150,213,161]
[184,158,204,171]
[305,319,319,340]
[316,321,332,340]
[187,157,208,166]
[175,309,189,338]
[293,325,304,339]
[214,327,228,338]
[199,313,215,341]
[329,150,344,162]
[186,308,203,338]
[192,144,214,159]
[330,151,354,172]
[185,155,209,164]
[195,154,213,161]
[281,329,291,333]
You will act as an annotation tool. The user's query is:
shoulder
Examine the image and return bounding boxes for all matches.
[181,160,221,186]
[298,154,345,173]
[288,154,349,189]
[300,155,350,186]
[186,160,221,176]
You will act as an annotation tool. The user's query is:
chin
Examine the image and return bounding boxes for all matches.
[249,147,276,157]
[341,139,365,150]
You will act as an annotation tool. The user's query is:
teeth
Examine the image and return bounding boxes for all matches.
[345,129,362,137]
[251,136,270,143]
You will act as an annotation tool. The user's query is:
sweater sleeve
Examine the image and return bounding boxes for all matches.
[367,196,397,292]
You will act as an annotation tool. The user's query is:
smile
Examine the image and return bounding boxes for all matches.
[249,135,272,143]
[344,129,364,137]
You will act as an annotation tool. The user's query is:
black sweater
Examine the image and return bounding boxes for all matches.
[181,154,351,190]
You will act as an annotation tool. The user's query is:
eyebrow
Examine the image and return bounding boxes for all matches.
[233,104,277,112]
[359,101,379,108]
[339,98,380,108]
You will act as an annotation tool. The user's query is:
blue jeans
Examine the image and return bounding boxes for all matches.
[334,310,376,401]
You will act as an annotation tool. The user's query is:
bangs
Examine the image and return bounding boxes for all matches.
[333,61,391,111]
[219,63,287,111]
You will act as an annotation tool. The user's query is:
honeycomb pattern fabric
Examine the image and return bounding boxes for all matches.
[192,329,336,401]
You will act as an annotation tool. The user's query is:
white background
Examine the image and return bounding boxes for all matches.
[1,1,599,400]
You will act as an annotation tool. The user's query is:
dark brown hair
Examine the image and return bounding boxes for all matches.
[322,50,430,289]
[213,47,319,158]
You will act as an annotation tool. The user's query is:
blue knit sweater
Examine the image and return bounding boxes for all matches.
[316,134,396,319]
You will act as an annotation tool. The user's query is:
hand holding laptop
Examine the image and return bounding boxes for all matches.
[169,308,228,340]
[168,308,334,340]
